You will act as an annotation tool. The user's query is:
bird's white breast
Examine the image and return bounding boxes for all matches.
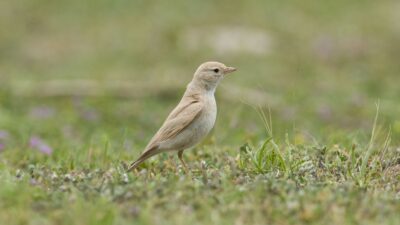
[160,92,217,151]
[197,92,217,134]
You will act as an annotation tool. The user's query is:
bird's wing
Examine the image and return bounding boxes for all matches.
[145,94,203,150]
[127,98,202,172]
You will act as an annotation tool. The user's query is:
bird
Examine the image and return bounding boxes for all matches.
[127,61,236,172]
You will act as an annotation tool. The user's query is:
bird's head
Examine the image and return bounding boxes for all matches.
[192,61,236,92]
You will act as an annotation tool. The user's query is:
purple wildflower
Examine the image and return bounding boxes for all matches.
[0,130,9,140]
[30,178,38,186]
[81,109,100,122]
[0,130,9,152]
[29,136,53,155]
[29,106,55,119]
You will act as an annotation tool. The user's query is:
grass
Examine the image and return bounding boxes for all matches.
[0,99,398,225]
[1,0,400,224]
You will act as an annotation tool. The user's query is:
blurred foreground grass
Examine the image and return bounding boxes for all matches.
[0,0,400,224]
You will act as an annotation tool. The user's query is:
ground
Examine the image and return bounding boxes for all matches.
[0,0,400,224]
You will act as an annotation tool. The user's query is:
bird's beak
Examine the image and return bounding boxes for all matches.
[223,66,237,75]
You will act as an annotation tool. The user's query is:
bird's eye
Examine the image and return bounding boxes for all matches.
[213,68,219,73]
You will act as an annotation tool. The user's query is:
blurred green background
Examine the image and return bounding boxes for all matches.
[1,0,400,223]
[1,0,400,148]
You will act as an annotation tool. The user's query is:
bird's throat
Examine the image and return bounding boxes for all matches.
[188,79,218,94]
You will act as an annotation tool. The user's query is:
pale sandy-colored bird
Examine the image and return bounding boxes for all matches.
[127,61,236,172]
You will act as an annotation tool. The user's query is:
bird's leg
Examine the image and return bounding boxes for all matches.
[169,154,177,169]
[177,150,189,174]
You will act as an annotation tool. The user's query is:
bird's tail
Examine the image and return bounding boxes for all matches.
[127,158,145,172]
[127,146,159,172]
